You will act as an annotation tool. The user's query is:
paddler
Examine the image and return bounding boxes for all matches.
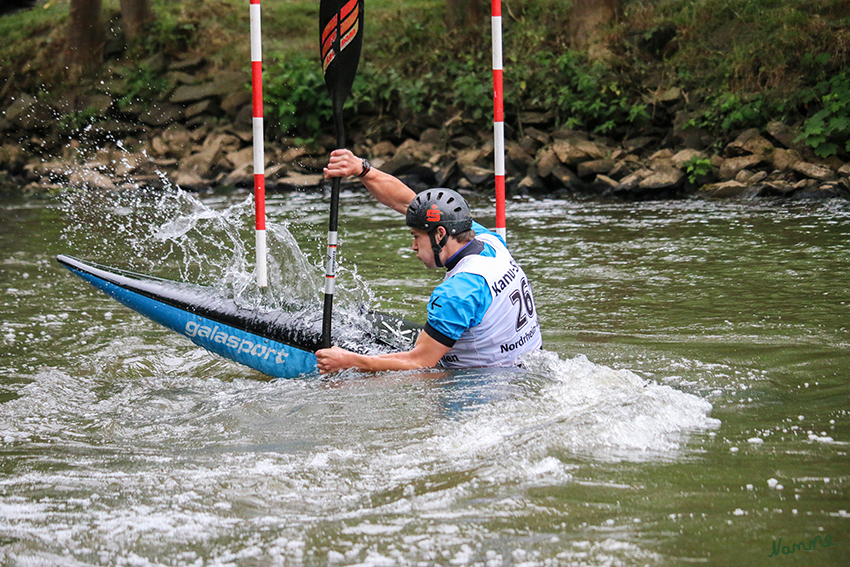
[316,149,541,374]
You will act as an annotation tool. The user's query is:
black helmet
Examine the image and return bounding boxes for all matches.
[406,188,472,235]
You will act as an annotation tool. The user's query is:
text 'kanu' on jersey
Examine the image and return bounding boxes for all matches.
[490,261,521,297]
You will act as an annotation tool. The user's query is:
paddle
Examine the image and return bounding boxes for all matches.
[319,0,365,349]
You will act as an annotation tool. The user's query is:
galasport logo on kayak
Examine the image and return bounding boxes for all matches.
[184,320,289,364]
[321,0,360,73]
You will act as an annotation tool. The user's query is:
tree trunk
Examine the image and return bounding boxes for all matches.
[66,0,105,79]
[569,0,618,60]
[119,0,155,41]
[446,0,486,29]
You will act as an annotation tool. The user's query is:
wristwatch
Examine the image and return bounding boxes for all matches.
[358,158,371,178]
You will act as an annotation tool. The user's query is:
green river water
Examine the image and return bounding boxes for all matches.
[0,186,847,566]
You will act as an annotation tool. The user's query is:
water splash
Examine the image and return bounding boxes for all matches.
[60,181,325,310]
[514,350,721,461]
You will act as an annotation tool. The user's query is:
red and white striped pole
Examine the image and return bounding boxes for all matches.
[491,0,507,243]
[250,0,268,287]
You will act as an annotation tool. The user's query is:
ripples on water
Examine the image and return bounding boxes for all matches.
[1,187,847,566]
[1,349,718,566]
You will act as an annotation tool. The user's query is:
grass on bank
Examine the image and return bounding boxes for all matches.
[1,0,848,158]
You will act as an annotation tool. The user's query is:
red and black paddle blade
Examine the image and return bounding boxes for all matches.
[319,0,364,121]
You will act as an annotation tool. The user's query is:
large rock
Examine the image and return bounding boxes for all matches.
[394,139,436,162]
[577,159,615,178]
[519,127,550,155]
[718,154,765,181]
[700,180,750,198]
[225,146,256,170]
[173,169,206,190]
[80,94,113,115]
[203,132,242,154]
[615,169,652,192]
[371,141,395,156]
[535,148,560,179]
[4,93,54,130]
[220,90,251,116]
[671,149,706,169]
[170,72,245,104]
[765,120,801,149]
[380,152,419,176]
[419,128,443,146]
[505,141,533,172]
[791,161,837,181]
[3,93,37,122]
[154,124,194,158]
[549,165,583,190]
[113,152,146,177]
[220,163,253,187]
[184,99,212,120]
[275,173,324,190]
[638,166,685,190]
[0,144,27,174]
[459,164,493,186]
[726,128,774,156]
[87,120,144,138]
[68,169,116,190]
[180,147,222,178]
[457,146,487,167]
[137,103,184,127]
[552,137,606,165]
[771,148,802,171]
[622,136,657,154]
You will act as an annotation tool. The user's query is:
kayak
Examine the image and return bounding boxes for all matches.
[57,255,421,378]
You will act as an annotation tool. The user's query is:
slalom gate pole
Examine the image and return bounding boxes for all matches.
[250,0,268,287]
[491,0,507,243]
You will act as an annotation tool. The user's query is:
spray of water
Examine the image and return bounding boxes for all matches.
[60,176,325,309]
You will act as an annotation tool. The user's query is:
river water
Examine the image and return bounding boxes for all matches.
[0,185,847,566]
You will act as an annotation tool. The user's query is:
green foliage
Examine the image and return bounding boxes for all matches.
[130,17,197,59]
[796,71,850,158]
[448,55,491,121]
[685,92,771,133]
[555,51,650,133]
[683,155,714,183]
[3,0,849,152]
[513,51,649,134]
[58,107,103,134]
[715,93,768,131]
[264,53,333,142]
[351,66,432,118]
[115,64,173,110]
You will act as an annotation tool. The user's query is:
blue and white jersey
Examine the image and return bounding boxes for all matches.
[424,222,542,368]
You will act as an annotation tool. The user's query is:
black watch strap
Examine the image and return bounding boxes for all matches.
[358,158,371,178]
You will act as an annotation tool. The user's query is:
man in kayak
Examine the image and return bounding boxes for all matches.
[316,148,541,374]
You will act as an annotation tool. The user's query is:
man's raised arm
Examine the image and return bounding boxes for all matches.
[324,149,416,215]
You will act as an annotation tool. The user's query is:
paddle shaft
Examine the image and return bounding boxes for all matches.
[321,125,344,349]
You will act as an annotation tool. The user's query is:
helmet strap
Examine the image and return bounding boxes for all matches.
[429,228,449,268]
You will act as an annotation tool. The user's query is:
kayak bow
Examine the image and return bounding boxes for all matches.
[57,255,420,378]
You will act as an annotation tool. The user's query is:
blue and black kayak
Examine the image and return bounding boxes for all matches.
[57,255,421,378]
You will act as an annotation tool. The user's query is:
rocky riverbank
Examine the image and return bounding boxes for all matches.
[1,57,848,201]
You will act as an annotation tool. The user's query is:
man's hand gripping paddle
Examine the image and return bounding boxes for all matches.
[319,0,365,349]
